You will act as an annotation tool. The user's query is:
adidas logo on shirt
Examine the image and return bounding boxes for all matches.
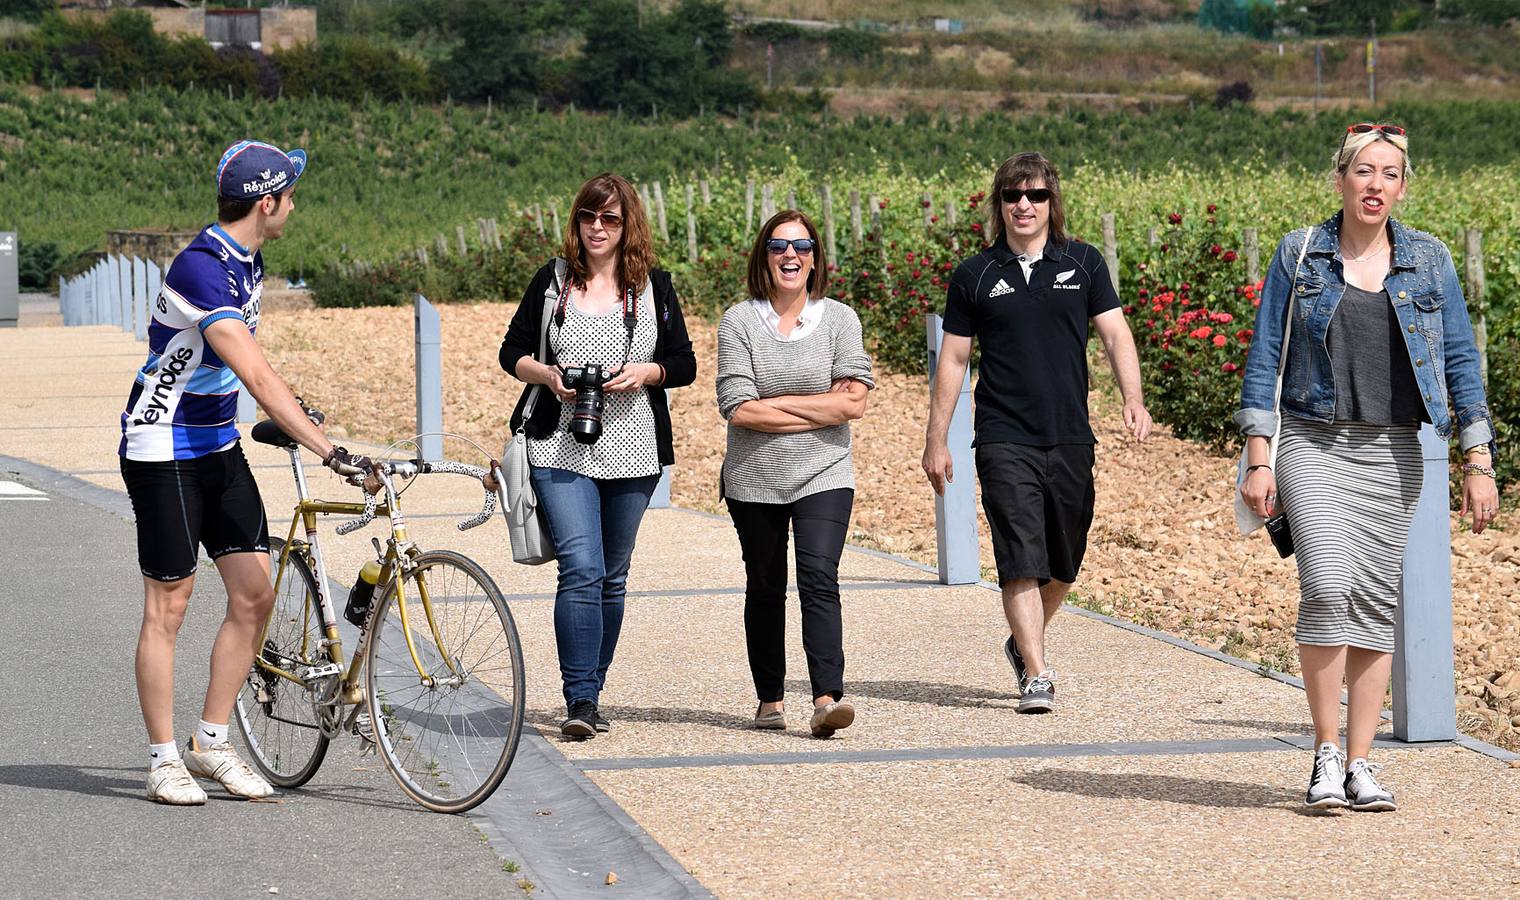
[988,278,1016,298]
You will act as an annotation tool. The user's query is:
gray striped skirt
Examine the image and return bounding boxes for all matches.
[1274,418,1423,653]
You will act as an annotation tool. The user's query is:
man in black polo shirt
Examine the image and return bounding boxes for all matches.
[922,152,1151,713]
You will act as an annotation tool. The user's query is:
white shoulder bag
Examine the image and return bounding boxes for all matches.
[1234,227,1313,535]
[496,260,568,565]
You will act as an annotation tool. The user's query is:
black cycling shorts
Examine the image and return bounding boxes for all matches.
[119,442,269,582]
[975,441,1096,586]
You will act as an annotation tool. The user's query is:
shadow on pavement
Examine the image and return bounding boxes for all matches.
[1190,718,1314,735]
[0,764,151,801]
[1010,769,1299,810]
[791,679,1020,709]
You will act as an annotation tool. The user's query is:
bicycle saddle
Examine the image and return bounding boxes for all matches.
[251,419,298,449]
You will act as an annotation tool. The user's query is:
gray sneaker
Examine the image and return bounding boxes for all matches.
[1017,672,1055,714]
[1002,636,1027,687]
[1344,759,1396,812]
[1305,742,1349,809]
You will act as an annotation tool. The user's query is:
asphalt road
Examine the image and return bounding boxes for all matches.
[0,473,520,898]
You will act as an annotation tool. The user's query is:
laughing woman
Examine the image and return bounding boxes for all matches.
[716,210,874,738]
[1236,124,1497,811]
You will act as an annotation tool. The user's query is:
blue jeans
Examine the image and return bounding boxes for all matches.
[530,466,660,707]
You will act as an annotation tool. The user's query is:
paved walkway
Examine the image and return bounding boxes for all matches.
[2,310,1517,897]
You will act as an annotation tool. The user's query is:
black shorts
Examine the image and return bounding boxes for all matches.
[119,443,269,582]
[975,441,1095,586]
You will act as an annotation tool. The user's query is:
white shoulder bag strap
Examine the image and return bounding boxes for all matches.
[1265,226,1314,468]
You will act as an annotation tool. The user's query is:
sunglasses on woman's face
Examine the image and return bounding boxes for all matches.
[766,237,815,255]
[577,208,624,229]
[1338,123,1407,162]
[1000,187,1052,205]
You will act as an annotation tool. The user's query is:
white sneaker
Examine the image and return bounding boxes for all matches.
[184,736,275,799]
[1344,759,1397,812]
[146,759,208,806]
[1304,742,1349,809]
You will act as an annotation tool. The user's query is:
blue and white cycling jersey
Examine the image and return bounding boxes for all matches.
[120,224,263,461]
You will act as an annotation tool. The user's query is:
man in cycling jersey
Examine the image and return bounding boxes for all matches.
[120,140,373,805]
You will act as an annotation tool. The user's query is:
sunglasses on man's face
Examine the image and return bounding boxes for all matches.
[766,237,816,255]
[1000,187,1052,205]
[577,209,624,229]
[1337,123,1407,162]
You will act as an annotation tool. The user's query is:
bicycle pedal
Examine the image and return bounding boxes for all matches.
[298,663,342,684]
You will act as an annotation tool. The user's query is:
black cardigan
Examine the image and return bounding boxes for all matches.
[499,262,697,467]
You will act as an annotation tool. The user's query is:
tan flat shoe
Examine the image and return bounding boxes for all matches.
[809,700,855,738]
[753,704,786,730]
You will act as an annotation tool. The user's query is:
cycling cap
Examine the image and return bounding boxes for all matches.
[216,140,308,200]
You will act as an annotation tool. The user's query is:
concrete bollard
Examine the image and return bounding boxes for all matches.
[414,294,443,461]
[1393,423,1458,741]
[926,315,978,585]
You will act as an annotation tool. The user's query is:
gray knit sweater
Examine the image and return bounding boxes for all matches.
[716,297,875,504]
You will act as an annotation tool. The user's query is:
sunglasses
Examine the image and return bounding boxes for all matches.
[576,208,624,229]
[766,237,816,255]
[1000,187,1052,205]
[1338,123,1407,161]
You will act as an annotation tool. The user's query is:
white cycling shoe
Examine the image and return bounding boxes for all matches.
[184,736,275,799]
[146,759,208,806]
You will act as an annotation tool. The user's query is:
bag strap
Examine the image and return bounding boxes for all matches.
[1267,226,1314,463]
[518,258,569,432]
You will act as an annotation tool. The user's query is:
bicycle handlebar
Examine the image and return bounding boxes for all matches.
[334,459,497,536]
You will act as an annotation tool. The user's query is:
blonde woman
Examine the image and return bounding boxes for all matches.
[1237,124,1497,811]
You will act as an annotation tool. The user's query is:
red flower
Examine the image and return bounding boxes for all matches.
[879,199,889,209]
[912,269,922,278]
[1210,244,1222,256]
[1189,326,1212,340]
[905,252,916,262]
[1222,250,1238,263]
[1213,334,1228,348]
[930,215,939,223]
[921,199,932,208]
[1124,305,1135,314]
[1138,288,1150,298]
[971,223,983,232]
[1236,328,1253,344]
[1207,204,1218,214]
[1168,213,1182,224]
[1212,312,1234,324]
[1160,243,1170,252]
[1180,282,1192,292]
[1221,362,1238,373]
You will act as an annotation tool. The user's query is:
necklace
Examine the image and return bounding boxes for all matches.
[1341,234,1387,263]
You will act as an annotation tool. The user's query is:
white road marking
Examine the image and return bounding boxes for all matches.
[0,480,48,500]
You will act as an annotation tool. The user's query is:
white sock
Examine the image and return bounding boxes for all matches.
[195,719,229,748]
[1318,742,1339,754]
[1348,757,1367,772]
[149,740,180,769]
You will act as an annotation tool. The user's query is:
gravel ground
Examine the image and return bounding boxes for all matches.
[257,295,1520,752]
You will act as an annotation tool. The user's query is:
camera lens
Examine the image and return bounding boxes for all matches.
[567,364,605,444]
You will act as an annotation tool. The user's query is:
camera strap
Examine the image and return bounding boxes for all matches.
[554,275,638,373]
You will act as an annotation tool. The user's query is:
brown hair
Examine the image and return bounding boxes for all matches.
[745,210,828,302]
[559,173,656,295]
[983,152,1067,247]
[217,190,286,226]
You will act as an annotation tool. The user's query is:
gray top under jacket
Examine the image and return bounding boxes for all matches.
[716,297,875,504]
[1327,283,1426,426]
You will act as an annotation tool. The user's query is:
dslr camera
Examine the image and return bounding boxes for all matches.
[560,364,612,444]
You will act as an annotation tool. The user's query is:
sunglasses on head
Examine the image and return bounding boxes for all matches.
[1338,123,1407,161]
[766,237,815,255]
[1000,187,1052,205]
[576,208,624,229]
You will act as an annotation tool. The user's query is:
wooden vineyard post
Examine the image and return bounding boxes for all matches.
[1101,213,1119,296]
[821,183,837,263]
[745,179,755,233]
[685,183,698,264]
[653,181,670,243]
[850,190,862,251]
[1243,228,1260,285]
[1466,229,1487,386]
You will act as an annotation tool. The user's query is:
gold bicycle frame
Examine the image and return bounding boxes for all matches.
[252,448,463,711]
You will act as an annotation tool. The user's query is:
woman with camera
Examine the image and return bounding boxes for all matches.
[1236,124,1497,811]
[716,210,874,738]
[499,173,696,738]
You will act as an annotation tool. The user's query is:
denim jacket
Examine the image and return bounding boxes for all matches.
[1236,212,1495,454]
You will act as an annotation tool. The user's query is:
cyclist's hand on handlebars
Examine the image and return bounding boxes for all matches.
[324,446,375,478]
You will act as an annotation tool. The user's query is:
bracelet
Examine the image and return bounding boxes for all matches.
[655,362,667,386]
[1245,464,1272,474]
[1461,462,1496,478]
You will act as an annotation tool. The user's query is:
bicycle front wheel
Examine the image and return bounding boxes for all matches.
[365,550,525,813]
[234,536,331,787]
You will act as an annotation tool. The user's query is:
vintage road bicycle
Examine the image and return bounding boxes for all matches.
[235,420,525,813]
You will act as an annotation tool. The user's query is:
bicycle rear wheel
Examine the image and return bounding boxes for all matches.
[365,550,524,814]
[235,536,331,787]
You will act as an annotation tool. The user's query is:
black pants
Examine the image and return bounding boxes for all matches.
[726,488,853,704]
